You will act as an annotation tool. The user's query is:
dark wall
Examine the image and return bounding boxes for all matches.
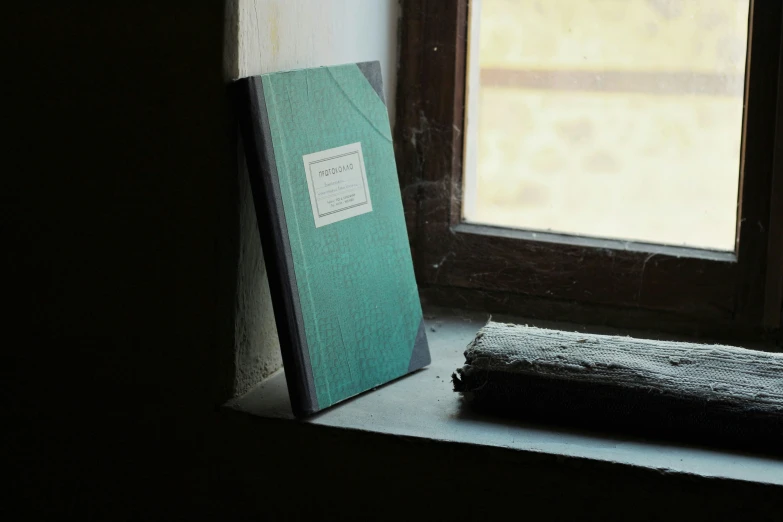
[4,4,238,517]
[220,413,783,522]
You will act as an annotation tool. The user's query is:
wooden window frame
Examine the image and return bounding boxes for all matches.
[395,0,783,341]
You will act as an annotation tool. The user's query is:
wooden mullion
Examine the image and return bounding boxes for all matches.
[764,3,783,330]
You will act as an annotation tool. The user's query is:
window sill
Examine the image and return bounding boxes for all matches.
[226,306,783,488]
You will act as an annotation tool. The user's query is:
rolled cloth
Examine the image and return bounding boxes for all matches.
[453,321,783,453]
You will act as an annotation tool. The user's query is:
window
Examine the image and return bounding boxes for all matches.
[465,0,748,252]
[395,0,783,340]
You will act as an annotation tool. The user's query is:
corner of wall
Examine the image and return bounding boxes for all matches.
[225,0,284,398]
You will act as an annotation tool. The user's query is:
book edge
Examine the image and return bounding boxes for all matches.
[408,317,432,372]
[234,76,319,417]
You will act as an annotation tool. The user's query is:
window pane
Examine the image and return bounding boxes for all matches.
[463,0,750,251]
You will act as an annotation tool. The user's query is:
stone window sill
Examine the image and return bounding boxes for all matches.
[226,306,783,487]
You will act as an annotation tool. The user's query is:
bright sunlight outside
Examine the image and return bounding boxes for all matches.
[464,0,750,251]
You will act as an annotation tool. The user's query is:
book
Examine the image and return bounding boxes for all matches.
[234,61,430,417]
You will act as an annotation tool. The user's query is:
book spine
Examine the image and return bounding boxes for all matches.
[234,77,318,416]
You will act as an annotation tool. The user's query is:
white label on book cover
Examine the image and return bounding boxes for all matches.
[302,142,373,228]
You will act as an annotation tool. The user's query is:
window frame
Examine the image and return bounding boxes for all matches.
[394,0,783,341]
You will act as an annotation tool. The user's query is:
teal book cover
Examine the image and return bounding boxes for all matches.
[235,62,430,417]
